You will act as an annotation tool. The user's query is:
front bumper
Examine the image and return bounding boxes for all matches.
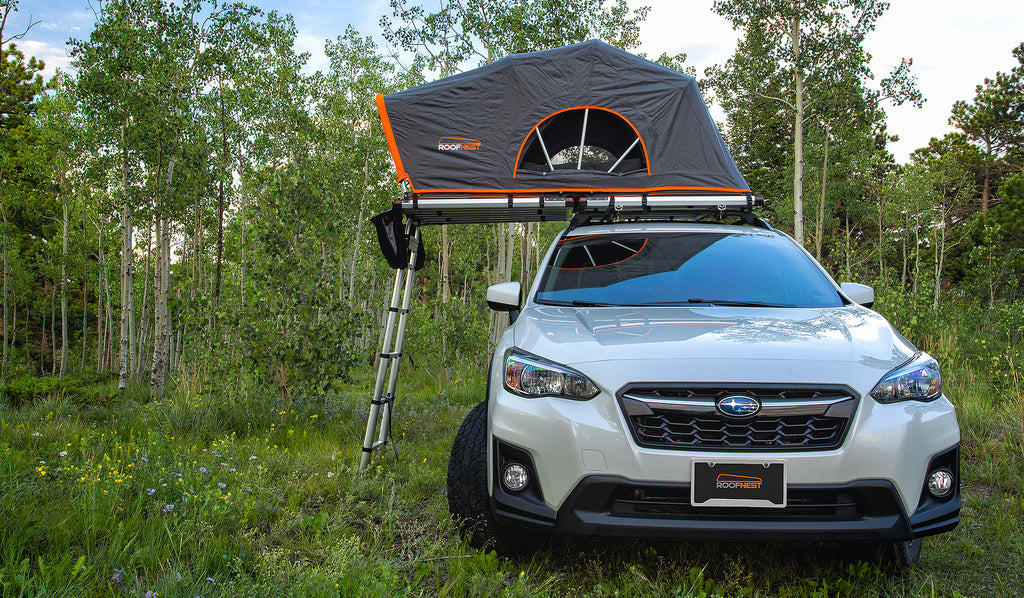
[493,461,960,541]
[488,375,961,542]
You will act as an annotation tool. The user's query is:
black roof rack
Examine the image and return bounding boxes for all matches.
[390,192,764,225]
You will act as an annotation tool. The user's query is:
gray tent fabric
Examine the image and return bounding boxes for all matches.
[377,40,750,197]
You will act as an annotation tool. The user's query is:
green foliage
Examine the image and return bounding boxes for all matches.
[0,40,46,132]
[708,0,916,249]
[381,0,650,78]
[973,174,1024,298]
[949,42,1024,209]
[0,372,116,406]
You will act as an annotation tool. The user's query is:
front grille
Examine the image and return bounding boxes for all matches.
[610,485,864,520]
[632,413,846,448]
[618,384,857,452]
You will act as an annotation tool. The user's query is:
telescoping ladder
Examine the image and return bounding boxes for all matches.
[358,219,421,472]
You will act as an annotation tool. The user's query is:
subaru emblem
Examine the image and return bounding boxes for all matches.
[716,395,761,418]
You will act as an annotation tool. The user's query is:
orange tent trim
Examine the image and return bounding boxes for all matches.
[376,94,409,184]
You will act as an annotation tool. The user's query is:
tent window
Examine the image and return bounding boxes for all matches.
[517,107,647,175]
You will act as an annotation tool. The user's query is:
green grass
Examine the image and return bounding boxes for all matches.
[1,348,1021,597]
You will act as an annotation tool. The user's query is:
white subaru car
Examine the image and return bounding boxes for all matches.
[447,215,960,568]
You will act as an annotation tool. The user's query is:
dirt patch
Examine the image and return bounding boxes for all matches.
[962,483,1003,501]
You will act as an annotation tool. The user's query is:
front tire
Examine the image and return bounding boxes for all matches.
[878,538,922,575]
[446,400,537,556]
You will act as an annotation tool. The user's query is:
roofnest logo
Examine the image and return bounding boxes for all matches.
[438,137,481,151]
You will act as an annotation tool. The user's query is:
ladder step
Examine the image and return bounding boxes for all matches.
[371,394,394,406]
[360,439,389,454]
[379,352,402,359]
[388,307,410,314]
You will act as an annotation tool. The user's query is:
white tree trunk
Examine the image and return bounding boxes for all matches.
[348,150,370,305]
[240,166,247,305]
[104,249,115,371]
[60,194,70,378]
[150,158,175,399]
[95,223,104,373]
[815,130,829,262]
[792,10,805,245]
[50,283,56,375]
[1,202,9,384]
[912,217,921,297]
[441,224,451,303]
[118,121,135,389]
[933,208,946,311]
[135,216,152,376]
[118,200,134,388]
[504,224,515,282]
[150,211,167,398]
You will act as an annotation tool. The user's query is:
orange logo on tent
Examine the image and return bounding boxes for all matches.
[438,137,481,151]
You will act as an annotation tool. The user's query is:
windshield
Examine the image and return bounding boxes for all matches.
[534,230,844,308]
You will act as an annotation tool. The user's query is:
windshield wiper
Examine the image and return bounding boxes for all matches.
[622,298,797,308]
[685,298,797,308]
[538,299,620,307]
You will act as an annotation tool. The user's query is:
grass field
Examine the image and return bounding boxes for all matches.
[2,326,1023,597]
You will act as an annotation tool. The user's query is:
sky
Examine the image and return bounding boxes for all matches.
[7,0,1024,163]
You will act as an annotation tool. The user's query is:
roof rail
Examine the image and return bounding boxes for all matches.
[390,192,764,225]
[568,208,773,231]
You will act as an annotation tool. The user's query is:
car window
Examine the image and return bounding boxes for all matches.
[535,231,843,308]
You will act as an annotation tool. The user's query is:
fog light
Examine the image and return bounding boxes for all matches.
[502,463,529,492]
[927,469,954,498]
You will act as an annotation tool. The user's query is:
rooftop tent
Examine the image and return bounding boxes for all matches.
[376,40,751,199]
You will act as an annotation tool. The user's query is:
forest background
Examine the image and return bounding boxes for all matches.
[2,0,1022,399]
[2,0,1024,595]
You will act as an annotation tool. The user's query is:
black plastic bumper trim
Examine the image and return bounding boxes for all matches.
[492,474,960,542]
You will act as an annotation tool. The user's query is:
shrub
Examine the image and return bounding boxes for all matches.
[0,373,117,407]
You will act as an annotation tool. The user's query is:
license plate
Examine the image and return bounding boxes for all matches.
[691,460,787,508]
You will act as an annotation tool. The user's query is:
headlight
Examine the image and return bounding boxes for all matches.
[870,352,942,404]
[503,350,599,400]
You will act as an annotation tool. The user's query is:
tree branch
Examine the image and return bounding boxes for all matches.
[752,89,795,111]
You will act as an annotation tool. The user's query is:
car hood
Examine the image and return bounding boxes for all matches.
[511,305,916,387]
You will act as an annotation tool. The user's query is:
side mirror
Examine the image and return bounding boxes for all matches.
[487,282,522,324]
[840,282,875,308]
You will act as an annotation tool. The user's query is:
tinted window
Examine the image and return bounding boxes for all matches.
[535,231,843,308]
